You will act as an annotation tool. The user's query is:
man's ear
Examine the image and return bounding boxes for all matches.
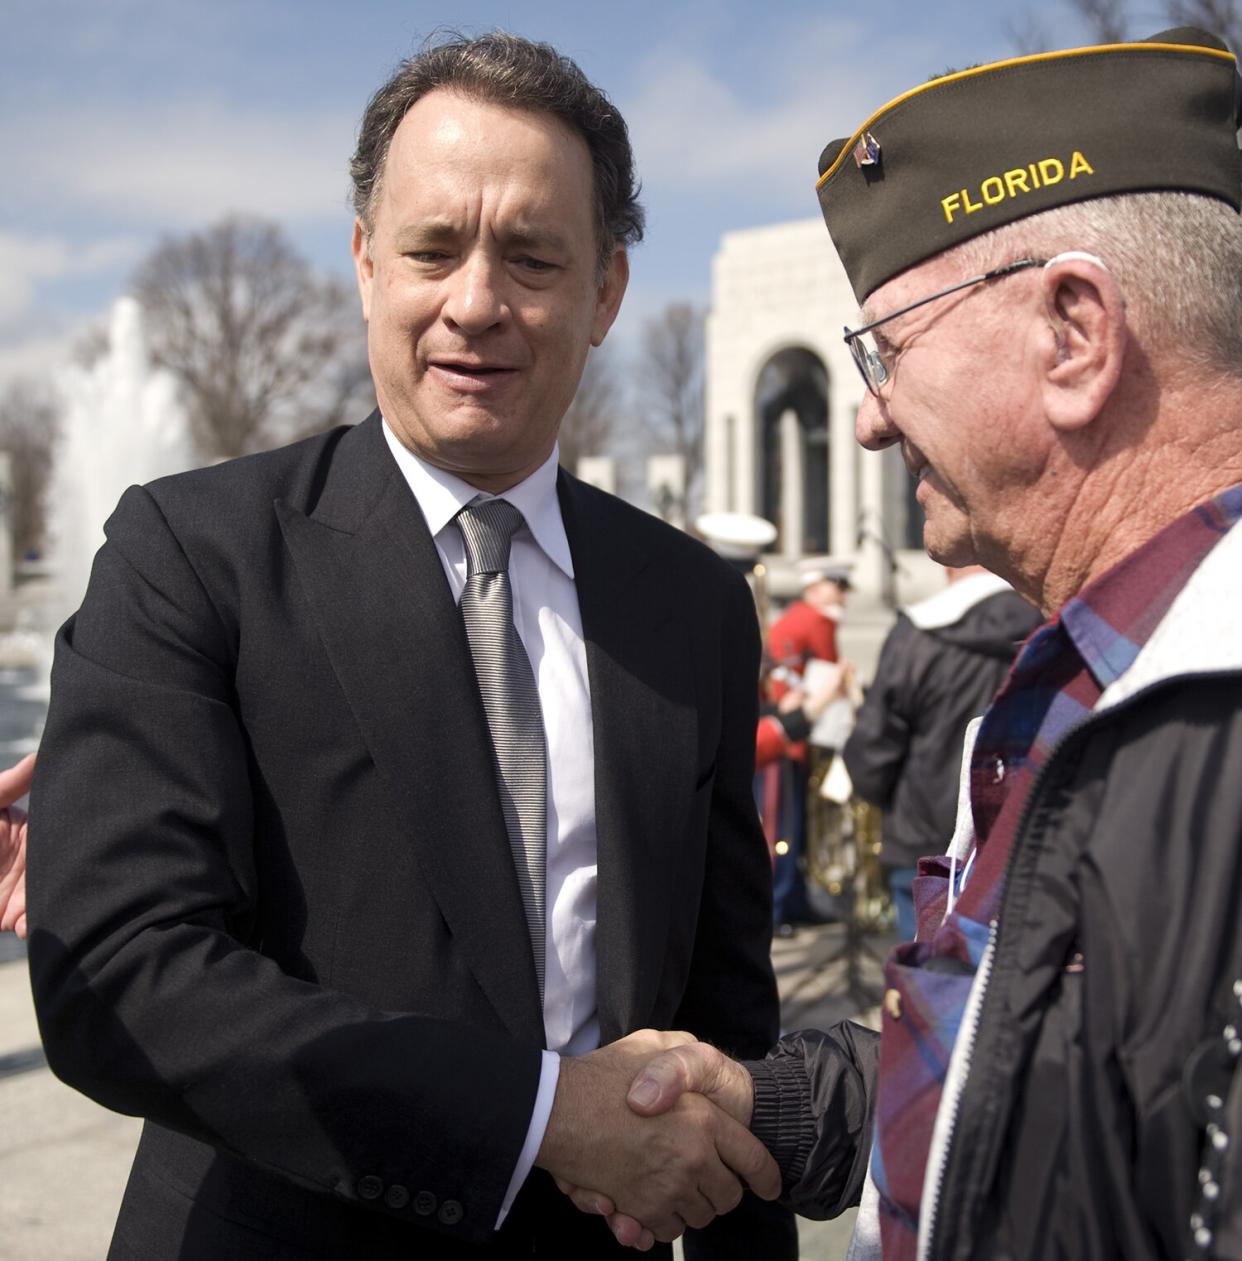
[590,248,630,347]
[351,219,374,322]
[1039,254,1126,432]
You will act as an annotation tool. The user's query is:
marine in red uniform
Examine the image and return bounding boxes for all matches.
[762,560,853,934]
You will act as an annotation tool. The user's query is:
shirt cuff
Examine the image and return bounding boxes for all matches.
[495,1049,561,1228]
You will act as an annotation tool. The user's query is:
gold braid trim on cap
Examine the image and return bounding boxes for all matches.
[815,41,1237,190]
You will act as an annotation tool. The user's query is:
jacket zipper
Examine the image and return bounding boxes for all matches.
[915,917,998,1261]
[922,672,1225,1260]
[919,714,1087,1261]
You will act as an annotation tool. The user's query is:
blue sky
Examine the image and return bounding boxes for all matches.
[2,0,1109,388]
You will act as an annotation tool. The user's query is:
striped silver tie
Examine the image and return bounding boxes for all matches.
[455,498,547,996]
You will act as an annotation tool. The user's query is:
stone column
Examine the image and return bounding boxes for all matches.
[575,456,616,496]
[856,446,887,603]
[779,407,802,558]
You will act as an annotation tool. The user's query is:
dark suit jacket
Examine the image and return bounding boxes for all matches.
[28,415,785,1258]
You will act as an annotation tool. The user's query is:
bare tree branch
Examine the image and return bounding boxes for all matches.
[1166,0,1242,50]
[1068,0,1130,41]
[557,345,622,474]
[1012,0,1240,53]
[71,322,110,370]
[132,217,374,461]
[1004,12,1053,53]
[0,379,61,560]
[638,303,706,518]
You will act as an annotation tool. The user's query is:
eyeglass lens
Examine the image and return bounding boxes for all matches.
[847,329,887,395]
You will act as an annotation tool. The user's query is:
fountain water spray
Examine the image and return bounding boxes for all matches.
[29,298,195,699]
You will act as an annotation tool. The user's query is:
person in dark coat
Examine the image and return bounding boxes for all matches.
[575,25,1242,1261]
[843,567,1040,941]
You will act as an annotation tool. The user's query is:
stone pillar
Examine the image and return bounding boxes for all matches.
[575,456,616,496]
[779,408,802,557]
[857,446,888,603]
[831,397,860,560]
[735,396,756,516]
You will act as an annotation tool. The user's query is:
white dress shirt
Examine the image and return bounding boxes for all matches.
[382,421,599,1221]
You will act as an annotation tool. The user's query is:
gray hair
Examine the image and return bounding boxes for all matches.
[350,31,644,271]
[947,192,1242,376]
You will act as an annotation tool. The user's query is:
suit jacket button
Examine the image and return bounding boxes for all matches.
[438,1199,464,1226]
[384,1184,410,1210]
[357,1175,384,1201]
[414,1190,437,1216]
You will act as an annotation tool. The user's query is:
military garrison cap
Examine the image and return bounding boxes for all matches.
[817,27,1242,301]
[798,557,853,590]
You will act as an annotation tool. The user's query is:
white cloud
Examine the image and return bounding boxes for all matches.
[623,22,940,210]
[0,323,87,396]
[0,237,68,327]
[627,57,817,196]
[0,231,142,327]
[2,101,356,228]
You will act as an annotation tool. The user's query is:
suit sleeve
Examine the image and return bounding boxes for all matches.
[676,567,797,1259]
[27,485,540,1243]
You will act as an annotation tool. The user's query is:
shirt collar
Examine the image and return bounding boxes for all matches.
[381,419,574,580]
[1059,481,1242,689]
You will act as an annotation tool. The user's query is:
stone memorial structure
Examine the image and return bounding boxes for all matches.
[704,218,942,607]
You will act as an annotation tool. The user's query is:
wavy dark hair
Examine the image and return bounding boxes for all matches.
[350,31,644,271]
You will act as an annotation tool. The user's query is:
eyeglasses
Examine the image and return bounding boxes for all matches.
[843,257,1049,396]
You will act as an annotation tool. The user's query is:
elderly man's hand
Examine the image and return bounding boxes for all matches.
[625,1040,754,1125]
[538,1029,779,1247]
[0,753,35,939]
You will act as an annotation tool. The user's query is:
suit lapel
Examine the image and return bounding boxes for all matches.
[559,474,698,1043]
[276,416,544,1045]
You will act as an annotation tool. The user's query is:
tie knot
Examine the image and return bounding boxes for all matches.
[456,498,525,576]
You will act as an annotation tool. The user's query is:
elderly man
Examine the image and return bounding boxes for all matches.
[592,25,1242,1261]
[26,32,792,1260]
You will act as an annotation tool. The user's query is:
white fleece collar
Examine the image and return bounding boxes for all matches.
[1099,516,1242,711]
[904,572,1015,631]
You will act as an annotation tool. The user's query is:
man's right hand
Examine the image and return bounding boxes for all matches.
[0,753,35,939]
[536,1030,779,1245]
[626,1040,755,1126]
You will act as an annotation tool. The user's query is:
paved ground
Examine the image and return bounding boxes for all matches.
[0,956,141,1259]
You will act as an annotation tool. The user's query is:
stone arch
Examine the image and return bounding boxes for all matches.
[753,345,829,556]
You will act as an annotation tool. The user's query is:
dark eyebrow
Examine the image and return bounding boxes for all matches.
[390,221,573,259]
[504,227,571,256]
[392,221,459,251]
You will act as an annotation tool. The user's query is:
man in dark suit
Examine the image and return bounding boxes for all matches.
[27,32,790,1260]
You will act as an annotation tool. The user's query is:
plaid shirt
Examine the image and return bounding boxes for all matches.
[872,484,1242,1259]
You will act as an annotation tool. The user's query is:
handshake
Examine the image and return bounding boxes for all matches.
[535,1030,776,1251]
